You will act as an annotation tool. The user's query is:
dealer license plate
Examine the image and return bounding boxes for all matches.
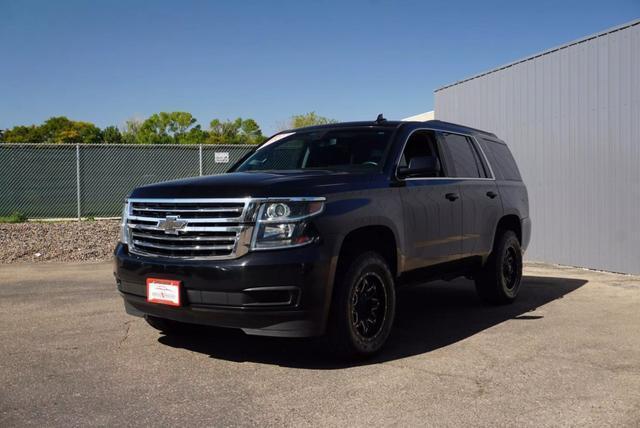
[146,278,181,306]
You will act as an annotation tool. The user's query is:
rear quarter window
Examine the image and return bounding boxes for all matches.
[480,138,522,181]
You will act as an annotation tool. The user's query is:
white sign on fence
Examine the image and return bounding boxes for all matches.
[214,152,230,163]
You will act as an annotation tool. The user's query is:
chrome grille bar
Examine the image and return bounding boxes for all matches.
[128,223,242,233]
[132,206,243,214]
[132,240,235,251]
[131,232,235,242]
[126,198,253,260]
[129,215,243,224]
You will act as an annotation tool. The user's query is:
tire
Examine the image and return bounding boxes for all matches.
[326,252,396,359]
[475,230,523,304]
[144,315,194,335]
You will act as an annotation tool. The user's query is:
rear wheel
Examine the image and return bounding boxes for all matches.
[475,230,523,304]
[327,252,396,359]
[144,315,194,335]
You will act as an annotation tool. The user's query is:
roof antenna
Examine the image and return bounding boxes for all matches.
[375,113,386,123]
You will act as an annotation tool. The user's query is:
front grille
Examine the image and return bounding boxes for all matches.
[127,199,254,259]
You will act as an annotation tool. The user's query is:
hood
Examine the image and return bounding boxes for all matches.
[129,170,380,199]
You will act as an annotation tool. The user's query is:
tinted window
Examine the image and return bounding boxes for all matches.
[481,139,522,181]
[441,133,484,178]
[236,128,393,172]
[398,130,445,177]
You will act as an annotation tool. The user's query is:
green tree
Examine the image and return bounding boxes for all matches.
[55,128,82,144]
[39,116,74,143]
[76,122,102,144]
[207,118,265,144]
[177,125,207,145]
[2,125,44,144]
[137,112,200,144]
[0,113,266,145]
[102,126,123,144]
[240,118,265,144]
[285,112,337,130]
[26,116,104,144]
[121,118,143,144]
[208,118,241,144]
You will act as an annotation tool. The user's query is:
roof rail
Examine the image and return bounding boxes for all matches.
[426,120,497,138]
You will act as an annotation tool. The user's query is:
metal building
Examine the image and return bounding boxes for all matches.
[434,20,640,274]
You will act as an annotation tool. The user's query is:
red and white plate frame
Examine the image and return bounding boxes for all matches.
[146,278,181,307]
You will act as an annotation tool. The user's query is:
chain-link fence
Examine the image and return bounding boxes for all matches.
[0,144,254,218]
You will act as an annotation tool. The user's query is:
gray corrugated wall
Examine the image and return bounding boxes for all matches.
[435,22,640,274]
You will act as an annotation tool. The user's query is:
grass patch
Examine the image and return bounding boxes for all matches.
[0,212,28,223]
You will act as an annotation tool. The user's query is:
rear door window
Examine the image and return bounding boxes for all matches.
[439,133,486,178]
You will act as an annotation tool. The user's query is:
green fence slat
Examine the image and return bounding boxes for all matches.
[0,144,255,218]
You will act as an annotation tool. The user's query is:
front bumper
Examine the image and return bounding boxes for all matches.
[114,242,333,337]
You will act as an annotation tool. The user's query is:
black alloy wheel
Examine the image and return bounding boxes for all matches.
[327,251,396,359]
[350,272,387,340]
[502,246,519,291]
[475,230,523,304]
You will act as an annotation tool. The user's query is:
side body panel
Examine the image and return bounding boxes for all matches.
[494,180,530,251]
[399,180,462,270]
[458,179,503,256]
[435,131,504,259]
[477,136,531,251]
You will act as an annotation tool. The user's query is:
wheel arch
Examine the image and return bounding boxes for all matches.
[493,214,522,246]
[334,224,399,284]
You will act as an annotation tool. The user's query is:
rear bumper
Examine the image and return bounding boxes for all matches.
[114,242,334,337]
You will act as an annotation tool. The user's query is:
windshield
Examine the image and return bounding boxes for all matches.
[235,128,394,172]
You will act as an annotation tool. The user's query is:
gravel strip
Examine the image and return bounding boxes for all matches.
[0,220,120,263]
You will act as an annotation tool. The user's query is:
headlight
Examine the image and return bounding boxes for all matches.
[120,200,130,245]
[251,198,324,250]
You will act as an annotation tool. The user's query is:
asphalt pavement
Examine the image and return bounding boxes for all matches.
[1,261,638,427]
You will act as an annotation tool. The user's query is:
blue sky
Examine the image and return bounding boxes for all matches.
[1,0,638,135]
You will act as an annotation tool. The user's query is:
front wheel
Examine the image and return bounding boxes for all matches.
[475,230,523,304]
[326,252,396,359]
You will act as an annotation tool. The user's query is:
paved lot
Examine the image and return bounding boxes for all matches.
[0,262,639,427]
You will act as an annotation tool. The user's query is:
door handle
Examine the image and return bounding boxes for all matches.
[445,193,459,201]
[486,191,498,199]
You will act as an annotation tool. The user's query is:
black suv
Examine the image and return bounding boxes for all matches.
[114,119,530,357]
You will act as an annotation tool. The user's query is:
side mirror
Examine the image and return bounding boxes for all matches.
[398,156,441,178]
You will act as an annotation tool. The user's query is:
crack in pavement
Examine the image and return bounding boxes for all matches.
[118,320,132,348]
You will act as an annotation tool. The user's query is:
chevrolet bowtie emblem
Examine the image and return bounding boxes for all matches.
[157,215,188,235]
